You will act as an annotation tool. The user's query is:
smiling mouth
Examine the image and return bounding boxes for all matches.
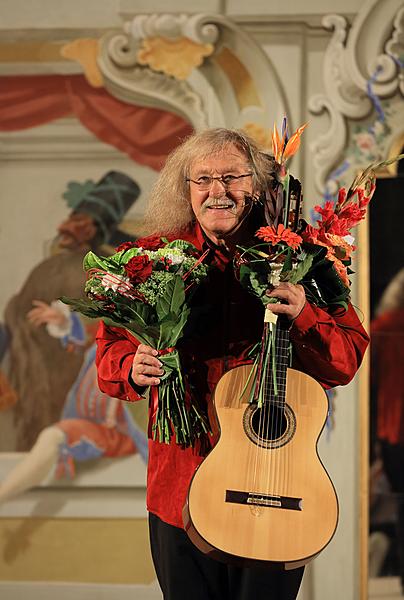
[203,198,237,212]
[208,204,234,210]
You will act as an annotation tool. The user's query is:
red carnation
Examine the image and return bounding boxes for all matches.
[124,255,153,283]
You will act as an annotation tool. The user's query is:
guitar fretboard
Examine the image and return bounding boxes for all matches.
[263,318,290,406]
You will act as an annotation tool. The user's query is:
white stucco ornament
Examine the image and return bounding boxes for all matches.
[97,13,288,132]
[309,0,404,195]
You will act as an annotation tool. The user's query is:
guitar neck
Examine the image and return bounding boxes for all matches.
[263,317,290,405]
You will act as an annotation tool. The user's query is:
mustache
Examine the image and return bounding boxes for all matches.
[202,197,237,210]
[201,194,258,211]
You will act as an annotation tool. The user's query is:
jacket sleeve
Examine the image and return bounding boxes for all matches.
[95,321,145,402]
[289,301,369,389]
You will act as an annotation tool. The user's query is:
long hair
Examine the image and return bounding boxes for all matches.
[145,128,276,234]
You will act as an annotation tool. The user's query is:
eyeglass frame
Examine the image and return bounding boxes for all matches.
[186,172,253,190]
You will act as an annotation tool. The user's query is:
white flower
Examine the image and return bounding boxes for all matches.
[165,251,184,265]
[155,247,185,265]
[102,273,131,293]
[268,262,283,287]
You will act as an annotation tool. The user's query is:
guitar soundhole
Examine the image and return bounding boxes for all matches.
[243,403,296,449]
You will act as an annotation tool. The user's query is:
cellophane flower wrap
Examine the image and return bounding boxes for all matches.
[234,118,392,406]
[61,236,211,448]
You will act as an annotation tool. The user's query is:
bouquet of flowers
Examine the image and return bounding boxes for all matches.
[235,118,399,406]
[61,236,211,448]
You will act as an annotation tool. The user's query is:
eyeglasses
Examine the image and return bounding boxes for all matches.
[186,173,252,191]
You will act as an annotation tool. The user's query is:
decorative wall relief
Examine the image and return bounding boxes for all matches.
[97,13,289,131]
[137,36,214,80]
[309,0,404,196]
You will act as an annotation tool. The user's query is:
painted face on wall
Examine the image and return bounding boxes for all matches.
[188,144,254,246]
[57,212,98,250]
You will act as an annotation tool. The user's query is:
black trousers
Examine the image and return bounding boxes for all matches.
[149,513,304,600]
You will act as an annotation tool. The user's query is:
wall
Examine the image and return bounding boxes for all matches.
[0,1,372,598]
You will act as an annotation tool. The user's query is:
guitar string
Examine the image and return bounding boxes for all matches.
[252,322,269,505]
[273,326,284,500]
[260,325,275,501]
[249,323,290,506]
[266,325,278,500]
[278,330,287,498]
[279,330,289,499]
[265,326,289,500]
[259,325,275,503]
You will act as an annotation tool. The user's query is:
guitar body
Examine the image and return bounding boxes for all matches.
[183,365,338,568]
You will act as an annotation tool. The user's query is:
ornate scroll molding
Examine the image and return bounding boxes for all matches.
[309,0,404,194]
[98,13,288,132]
[99,28,207,129]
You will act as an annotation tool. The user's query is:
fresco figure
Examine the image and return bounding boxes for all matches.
[0,170,140,450]
[0,339,148,505]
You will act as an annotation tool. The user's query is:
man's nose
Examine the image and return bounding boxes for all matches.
[209,177,226,194]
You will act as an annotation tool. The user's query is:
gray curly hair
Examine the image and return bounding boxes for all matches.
[144,128,276,234]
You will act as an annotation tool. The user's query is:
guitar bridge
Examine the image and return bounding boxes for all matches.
[226,490,302,511]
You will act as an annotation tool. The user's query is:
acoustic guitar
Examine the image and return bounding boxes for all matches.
[183,314,338,569]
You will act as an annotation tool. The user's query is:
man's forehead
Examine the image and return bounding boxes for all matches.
[190,150,249,173]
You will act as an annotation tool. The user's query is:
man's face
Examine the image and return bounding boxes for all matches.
[189,145,254,245]
[57,212,98,250]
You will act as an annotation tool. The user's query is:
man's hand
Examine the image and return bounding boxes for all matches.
[266,283,306,321]
[131,344,164,387]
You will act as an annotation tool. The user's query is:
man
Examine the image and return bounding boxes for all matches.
[2,170,140,450]
[95,129,369,600]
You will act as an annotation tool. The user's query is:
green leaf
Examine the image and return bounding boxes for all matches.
[165,239,198,252]
[155,276,185,321]
[108,249,128,267]
[166,309,191,346]
[83,251,110,272]
[286,253,314,284]
[102,317,158,346]
[158,320,176,348]
[282,248,293,273]
[125,301,155,326]
[117,247,143,263]
[59,296,101,318]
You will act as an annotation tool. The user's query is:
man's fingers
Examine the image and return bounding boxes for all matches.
[137,344,159,357]
[137,374,161,386]
[132,344,164,386]
[136,362,164,376]
[136,354,162,368]
[265,283,306,321]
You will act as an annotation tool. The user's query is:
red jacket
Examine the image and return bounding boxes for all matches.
[95,224,369,527]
